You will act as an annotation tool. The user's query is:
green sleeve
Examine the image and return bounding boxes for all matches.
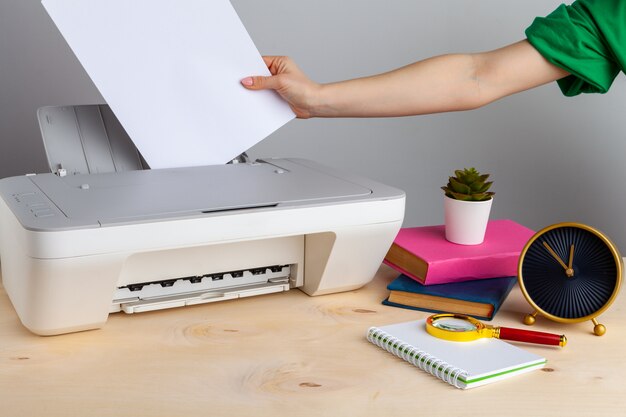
[525,0,626,96]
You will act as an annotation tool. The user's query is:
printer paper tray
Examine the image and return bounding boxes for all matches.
[114,279,290,314]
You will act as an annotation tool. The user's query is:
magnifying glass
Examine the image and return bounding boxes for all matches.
[426,314,567,347]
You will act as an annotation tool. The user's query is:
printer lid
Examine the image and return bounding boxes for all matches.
[8,105,399,231]
[14,158,373,229]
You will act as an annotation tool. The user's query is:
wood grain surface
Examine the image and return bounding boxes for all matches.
[1,263,625,417]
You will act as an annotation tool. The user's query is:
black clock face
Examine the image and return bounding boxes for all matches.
[521,226,619,320]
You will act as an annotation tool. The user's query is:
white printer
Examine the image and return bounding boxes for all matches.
[0,105,405,335]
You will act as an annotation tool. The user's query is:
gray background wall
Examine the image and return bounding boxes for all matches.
[1,0,625,248]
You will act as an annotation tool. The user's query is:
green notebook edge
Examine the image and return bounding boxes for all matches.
[370,331,547,387]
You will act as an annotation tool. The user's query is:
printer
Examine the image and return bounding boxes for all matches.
[0,105,405,335]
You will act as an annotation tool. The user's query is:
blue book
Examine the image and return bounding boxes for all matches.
[382,274,516,321]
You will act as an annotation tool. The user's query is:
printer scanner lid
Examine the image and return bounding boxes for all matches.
[0,105,403,232]
[2,158,381,231]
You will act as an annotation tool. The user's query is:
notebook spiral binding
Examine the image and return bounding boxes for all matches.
[367,327,468,389]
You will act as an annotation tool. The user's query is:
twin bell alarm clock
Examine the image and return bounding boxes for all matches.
[517,222,623,336]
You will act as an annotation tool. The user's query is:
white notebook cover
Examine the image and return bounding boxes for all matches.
[368,320,546,389]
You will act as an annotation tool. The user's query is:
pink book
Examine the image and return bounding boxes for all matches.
[383,219,535,285]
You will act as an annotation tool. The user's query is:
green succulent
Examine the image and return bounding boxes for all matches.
[441,167,495,201]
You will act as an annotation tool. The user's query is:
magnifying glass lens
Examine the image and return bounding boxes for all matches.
[432,317,478,332]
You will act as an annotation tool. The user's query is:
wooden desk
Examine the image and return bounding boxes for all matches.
[1,264,625,417]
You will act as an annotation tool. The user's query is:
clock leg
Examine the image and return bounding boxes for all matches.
[523,311,538,326]
[592,318,606,336]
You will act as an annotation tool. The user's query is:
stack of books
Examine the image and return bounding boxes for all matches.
[382,219,535,320]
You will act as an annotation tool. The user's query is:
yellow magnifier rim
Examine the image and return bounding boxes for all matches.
[425,313,493,342]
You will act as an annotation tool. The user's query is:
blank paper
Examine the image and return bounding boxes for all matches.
[42,0,295,169]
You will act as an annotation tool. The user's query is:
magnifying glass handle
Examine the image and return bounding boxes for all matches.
[498,327,567,347]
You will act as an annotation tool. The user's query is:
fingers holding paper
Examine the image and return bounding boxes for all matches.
[241,56,320,119]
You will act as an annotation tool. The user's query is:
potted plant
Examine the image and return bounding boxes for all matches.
[441,167,495,245]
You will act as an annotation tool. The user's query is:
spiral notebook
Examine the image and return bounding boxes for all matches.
[367,320,546,389]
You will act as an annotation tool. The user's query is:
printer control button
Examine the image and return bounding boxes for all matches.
[14,192,43,205]
[34,211,54,218]
[32,208,54,218]
[80,184,90,190]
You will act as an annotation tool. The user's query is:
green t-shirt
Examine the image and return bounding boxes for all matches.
[526,0,626,96]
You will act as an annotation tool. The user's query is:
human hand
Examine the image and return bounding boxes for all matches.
[241,56,321,119]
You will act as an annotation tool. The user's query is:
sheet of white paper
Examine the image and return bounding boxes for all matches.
[42,0,295,169]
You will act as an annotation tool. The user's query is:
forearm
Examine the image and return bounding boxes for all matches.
[309,40,569,118]
[311,53,484,118]
[244,41,568,119]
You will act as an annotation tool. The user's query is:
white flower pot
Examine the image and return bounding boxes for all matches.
[444,196,493,245]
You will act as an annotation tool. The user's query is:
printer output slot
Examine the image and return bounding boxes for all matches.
[111,265,291,313]
[116,279,291,314]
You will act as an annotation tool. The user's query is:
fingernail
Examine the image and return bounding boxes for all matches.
[241,77,253,86]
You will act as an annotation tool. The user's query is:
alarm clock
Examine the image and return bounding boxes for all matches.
[518,222,623,336]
